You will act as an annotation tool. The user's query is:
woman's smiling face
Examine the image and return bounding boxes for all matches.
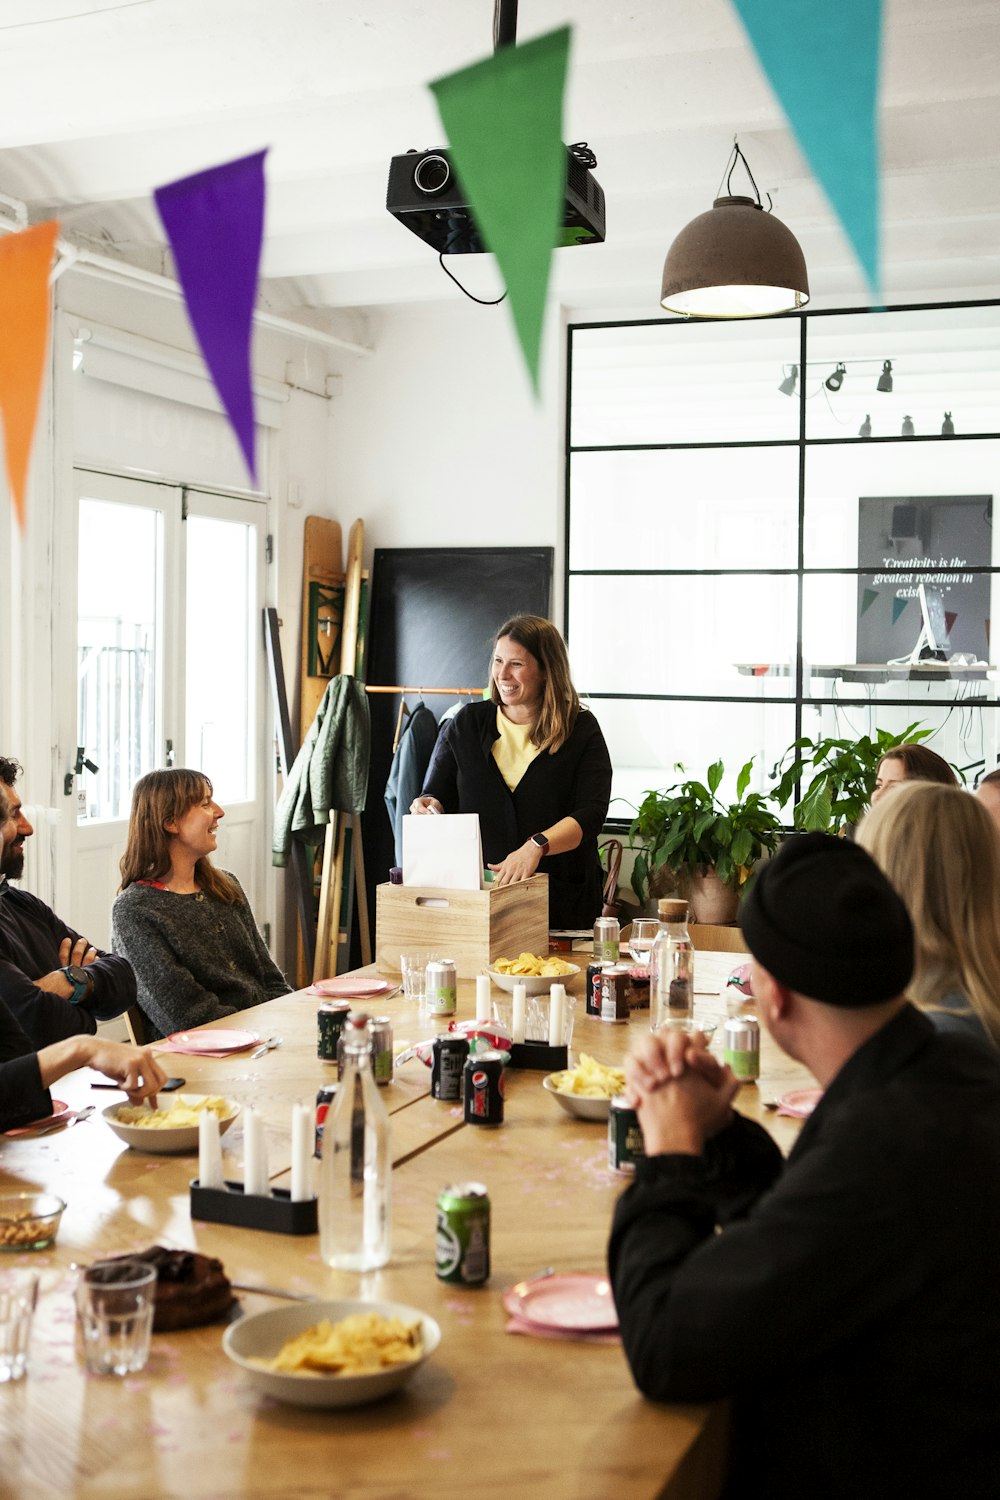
[492,635,544,720]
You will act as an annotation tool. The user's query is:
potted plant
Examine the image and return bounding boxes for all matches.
[628,758,783,923]
[770,721,934,832]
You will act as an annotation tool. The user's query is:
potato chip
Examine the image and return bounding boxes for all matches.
[114,1095,233,1129]
[261,1312,423,1377]
[547,1054,625,1100]
[492,952,575,978]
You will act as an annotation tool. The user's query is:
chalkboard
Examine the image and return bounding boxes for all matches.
[359,547,552,957]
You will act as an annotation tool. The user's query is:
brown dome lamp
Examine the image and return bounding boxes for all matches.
[661,141,809,318]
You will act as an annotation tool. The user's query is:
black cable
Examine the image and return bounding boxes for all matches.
[438,252,507,305]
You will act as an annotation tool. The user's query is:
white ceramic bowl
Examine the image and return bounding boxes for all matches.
[102,1095,240,1154]
[488,963,579,997]
[542,1074,612,1122]
[223,1298,441,1409]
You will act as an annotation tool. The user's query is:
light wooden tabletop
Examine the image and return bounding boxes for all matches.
[0,948,814,1500]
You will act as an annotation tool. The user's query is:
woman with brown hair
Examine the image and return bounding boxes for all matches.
[112,769,290,1041]
[410,615,612,929]
[858,780,1000,1046]
[870,742,958,804]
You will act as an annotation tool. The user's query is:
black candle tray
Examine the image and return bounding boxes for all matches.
[508,1040,568,1071]
[190,1179,318,1236]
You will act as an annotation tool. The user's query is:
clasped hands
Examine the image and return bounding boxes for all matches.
[626,1028,739,1158]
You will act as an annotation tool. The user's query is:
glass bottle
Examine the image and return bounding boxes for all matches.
[320,1013,391,1270]
[649,898,694,1031]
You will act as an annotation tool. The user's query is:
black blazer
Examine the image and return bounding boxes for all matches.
[421,700,612,929]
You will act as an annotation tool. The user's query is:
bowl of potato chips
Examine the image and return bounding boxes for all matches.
[223,1299,441,1409]
[543,1054,626,1121]
[488,952,579,997]
[102,1094,240,1154]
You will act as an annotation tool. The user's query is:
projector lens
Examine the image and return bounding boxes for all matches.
[414,154,450,195]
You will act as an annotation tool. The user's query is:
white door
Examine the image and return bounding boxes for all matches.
[70,468,269,949]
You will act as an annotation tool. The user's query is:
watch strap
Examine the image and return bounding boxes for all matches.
[61,965,91,1004]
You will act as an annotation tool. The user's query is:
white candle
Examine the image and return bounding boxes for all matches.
[512,983,527,1045]
[198,1109,224,1190]
[548,984,566,1048]
[243,1108,269,1198]
[290,1102,312,1203]
[476,974,491,1022]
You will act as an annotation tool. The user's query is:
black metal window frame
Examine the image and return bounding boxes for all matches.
[564,297,1000,824]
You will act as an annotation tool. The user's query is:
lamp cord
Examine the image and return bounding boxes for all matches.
[718,138,767,208]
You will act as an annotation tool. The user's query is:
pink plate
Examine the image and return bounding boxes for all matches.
[502,1273,619,1333]
[4,1099,72,1136]
[309,977,397,1000]
[162,1029,260,1054]
[777,1087,823,1118]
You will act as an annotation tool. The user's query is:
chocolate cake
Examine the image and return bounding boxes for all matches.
[95,1245,235,1331]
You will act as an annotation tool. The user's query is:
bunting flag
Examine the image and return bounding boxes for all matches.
[0,220,59,531]
[945,610,958,638]
[430,26,571,395]
[731,0,882,292]
[860,587,879,618]
[154,150,267,481]
[892,596,909,626]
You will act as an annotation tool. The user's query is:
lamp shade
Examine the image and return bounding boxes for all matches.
[661,196,810,318]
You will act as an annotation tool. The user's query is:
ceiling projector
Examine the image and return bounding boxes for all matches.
[386,144,605,255]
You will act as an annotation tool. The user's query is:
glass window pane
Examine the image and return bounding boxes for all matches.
[569,575,799,699]
[185,514,256,801]
[792,698,1000,789]
[570,320,802,446]
[595,699,797,821]
[569,447,801,570]
[77,498,161,823]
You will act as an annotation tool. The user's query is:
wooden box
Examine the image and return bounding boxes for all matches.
[375,876,549,979]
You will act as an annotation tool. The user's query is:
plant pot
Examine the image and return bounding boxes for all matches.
[688,868,739,925]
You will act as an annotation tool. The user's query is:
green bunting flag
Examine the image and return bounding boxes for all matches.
[860,588,879,618]
[430,26,571,395]
[891,595,909,626]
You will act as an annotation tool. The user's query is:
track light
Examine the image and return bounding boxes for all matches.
[824,363,846,393]
[877,360,893,393]
[942,411,955,436]
[778,365,798,396]
[859,414,871,438]
[901,415,915,437]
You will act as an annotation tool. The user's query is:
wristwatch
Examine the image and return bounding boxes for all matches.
[61,964,91,1004]
[530,833,550,852]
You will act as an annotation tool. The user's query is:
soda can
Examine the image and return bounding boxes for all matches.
[315,1084,336,1156]
[586,961,605,1018]
[463,1050,505,1127]
[608,1095,645,1173]
[598,964,631,1024]
[370,1016,394,1085]
[593,916,620,963]
[723,1014,760,1082]
[426,958,458,1017]
[317,1000,352,1061]
[431,1035,469,1101]
[436,1181,491,1285]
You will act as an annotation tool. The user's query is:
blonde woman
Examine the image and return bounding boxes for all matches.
[858,781,1000,1046]
[410,614,612,929]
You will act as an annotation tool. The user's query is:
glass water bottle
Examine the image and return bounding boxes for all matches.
[320,1013,391,1270]
[649,897,695,1030]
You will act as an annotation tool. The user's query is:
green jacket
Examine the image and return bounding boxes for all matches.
[272,675,370,866]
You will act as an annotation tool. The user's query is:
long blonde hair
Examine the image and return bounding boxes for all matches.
[488,615,581,753]
[119,768,239,904]
[858,781,1000,1045]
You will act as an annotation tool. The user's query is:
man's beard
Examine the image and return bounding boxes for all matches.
[1,845,24,880]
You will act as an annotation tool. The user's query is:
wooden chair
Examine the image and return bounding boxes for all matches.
[123,1005,148,1047]
[688,922,748,954]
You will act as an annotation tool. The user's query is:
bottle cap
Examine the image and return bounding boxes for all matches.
[658,898,688,921]
[389,866,403,884]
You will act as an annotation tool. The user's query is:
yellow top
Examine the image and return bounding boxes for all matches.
[491,707,540,791]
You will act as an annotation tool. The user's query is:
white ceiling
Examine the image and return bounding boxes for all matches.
[0,0,997,330]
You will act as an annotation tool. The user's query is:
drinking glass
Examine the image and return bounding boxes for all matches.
[399,953,432,1013]
[77,1260,156,1376]
[0,1270,38,1382]
[628,918,659,966]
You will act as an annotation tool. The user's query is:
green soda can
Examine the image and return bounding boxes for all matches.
[435,1181,490,1285]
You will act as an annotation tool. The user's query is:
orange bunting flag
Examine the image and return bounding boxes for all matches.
[0,220,59,530]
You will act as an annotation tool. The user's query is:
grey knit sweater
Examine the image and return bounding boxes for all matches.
[111,876,291,1041]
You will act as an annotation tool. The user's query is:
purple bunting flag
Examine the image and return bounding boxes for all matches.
[155,150,267,482]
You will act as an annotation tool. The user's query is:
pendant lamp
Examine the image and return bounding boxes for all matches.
[661,143,809,318]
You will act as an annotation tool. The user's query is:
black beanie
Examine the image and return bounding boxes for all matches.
[739,832,914,1006]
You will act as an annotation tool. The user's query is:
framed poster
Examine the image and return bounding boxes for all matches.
[856,495,992,663]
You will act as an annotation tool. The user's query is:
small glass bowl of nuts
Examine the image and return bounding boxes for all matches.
[0,1193,66,1251]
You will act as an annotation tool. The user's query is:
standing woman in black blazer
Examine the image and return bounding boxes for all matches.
[410,615,612,930]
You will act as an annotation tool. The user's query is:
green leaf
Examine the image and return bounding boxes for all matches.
[731,827,753,866]
[707,759,724,795]
[735,758,753,800]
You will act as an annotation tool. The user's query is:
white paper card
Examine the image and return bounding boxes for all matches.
[402,813,484,891]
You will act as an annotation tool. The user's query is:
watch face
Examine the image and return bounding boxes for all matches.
[66,965,89,984]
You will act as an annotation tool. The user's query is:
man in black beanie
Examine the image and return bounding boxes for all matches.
[608,832,1000,1499]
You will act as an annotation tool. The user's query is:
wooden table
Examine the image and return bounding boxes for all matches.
[0,951,814,1500]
